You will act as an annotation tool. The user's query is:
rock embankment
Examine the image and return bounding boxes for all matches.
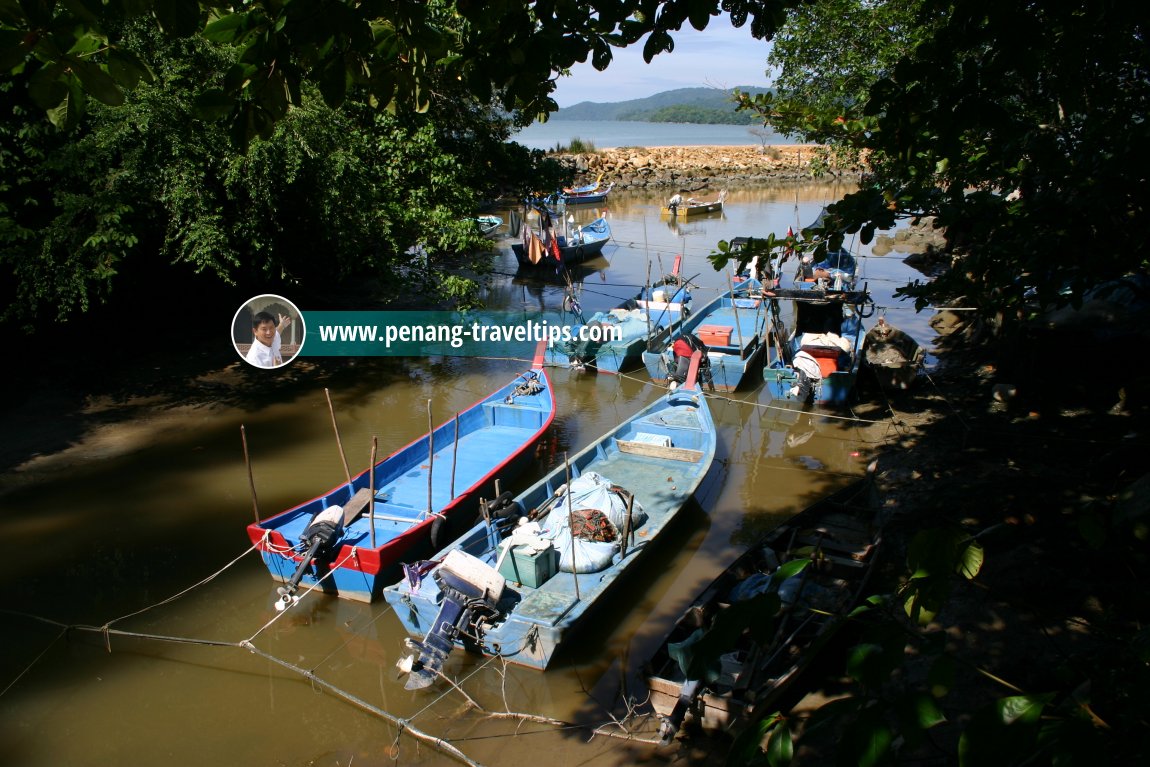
[554,144,864,191]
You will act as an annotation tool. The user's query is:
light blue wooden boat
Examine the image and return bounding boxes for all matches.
[761,285,872,408]
[246,351,556,604]
[544,276,693,374]
[384,354,716,683]
[640,278,767,392]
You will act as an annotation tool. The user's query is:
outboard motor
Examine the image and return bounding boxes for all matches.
[399,550,506,690]
[275,505,345,611]
[487,491,525,524]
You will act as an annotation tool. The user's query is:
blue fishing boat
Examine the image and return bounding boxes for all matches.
[640,278,767,392]
[546,262,694,374]
[384,354,716,684]
[560,182,613,205]
[512,215,612,268]
[794,207,859,289]
[246,350,556,605]
[761,285,873,408]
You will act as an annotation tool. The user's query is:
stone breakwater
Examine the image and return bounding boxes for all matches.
[555,144,864,191]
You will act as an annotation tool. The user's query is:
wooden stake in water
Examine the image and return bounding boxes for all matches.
[324,388,353,487]
[240,425,260,524]
[369,436,378,549]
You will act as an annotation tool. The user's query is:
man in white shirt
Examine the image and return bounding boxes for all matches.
[245,311,291,368]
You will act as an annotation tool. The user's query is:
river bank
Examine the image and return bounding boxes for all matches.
[552,144,863,191]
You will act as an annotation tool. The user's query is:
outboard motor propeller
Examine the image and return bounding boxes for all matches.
[398,550,505,690]
[275,505,345,612]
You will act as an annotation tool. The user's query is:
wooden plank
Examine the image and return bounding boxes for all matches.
[342,487,374,526]
[617,439,704,463]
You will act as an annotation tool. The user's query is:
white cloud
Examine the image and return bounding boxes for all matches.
[552,20,774,107]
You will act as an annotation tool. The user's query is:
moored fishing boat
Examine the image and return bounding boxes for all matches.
[641,277,767,392]
[761,284,873,408]
[512,212,612,267]
[545,259,694,374]
[646,474,882,743]
[384,353,716,685]
[246,348,556,604]
[860,316,925,392]
[662,190,726,217]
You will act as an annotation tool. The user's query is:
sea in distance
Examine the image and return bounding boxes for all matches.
[511,119,797,150]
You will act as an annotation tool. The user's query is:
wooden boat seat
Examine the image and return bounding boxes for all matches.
[616,437,705,462]
[484,402,544,429]
[341,488,374,526]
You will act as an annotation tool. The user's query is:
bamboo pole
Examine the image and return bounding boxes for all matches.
[450,413,460,500]
[564,454,581,602]
[369,437,378,549]
[728,269,746,353]
[426,399,434,517]
[240,425,260,524]
[324,388,353,487]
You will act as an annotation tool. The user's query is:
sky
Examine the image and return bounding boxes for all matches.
[551,20,775,108]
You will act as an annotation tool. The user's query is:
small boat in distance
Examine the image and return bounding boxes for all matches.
[662,190,726,217]
[472,215,502,238]
[561,182,614,205]
[646,474,882,743]
[384,352,717,684]
[246,347,556,604]
[860,317,926,392]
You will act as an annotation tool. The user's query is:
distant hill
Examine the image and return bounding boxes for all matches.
[554,86,772,123]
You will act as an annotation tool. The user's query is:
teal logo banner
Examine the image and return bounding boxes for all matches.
[299,310,613,357]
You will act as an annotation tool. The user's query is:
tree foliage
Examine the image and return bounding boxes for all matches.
[0,17,563,326]
[0,1,799,142]
[759,0,941,142]
[722,0,1150,335]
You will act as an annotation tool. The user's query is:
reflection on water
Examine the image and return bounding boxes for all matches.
[0,182,932,766]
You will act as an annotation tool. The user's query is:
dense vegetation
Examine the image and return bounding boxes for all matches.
[618,104,759,123]
[727,0,1149,339]
[553,86,772,121]
[0,5,572,341]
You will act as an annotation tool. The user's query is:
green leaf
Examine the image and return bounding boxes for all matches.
[927,653,956,698]
[844,706,893,767]
[192,88,233,120]
[0,29,29,71]
[765,719,793,767]
[998,694,1052,726]
[958,694,1054,767]
[107,48,154,88]
[152,0,201,38]
[204,13,249,44]
[898,691,947,730]
[28,63,68,110]
[46,75,85,130]
[68,58,125,106]
[319,57,347,108]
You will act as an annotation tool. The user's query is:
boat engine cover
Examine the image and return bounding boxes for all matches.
[435,549,506,604]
